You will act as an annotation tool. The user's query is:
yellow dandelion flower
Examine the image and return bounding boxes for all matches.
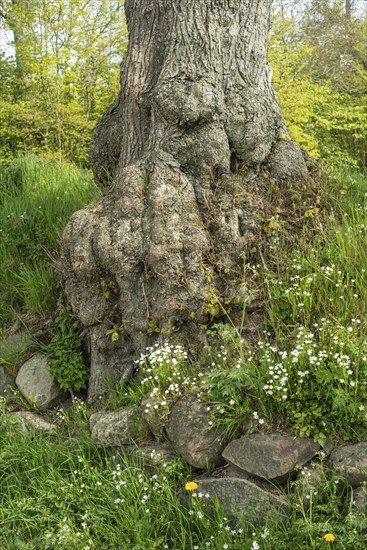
[185,481,198,491]
[324,533,335,542]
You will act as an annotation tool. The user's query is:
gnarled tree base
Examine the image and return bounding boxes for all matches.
[61,0,312,402]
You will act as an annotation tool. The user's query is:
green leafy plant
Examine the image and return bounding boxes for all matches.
[258,320,367,444]
[45,306,89,393]
[203,325,256,400]
[100,279,118,300]
[105,325,124,342]
[201,324,263,438]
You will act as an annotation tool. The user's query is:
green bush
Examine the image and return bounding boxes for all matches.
[45,306,89,393]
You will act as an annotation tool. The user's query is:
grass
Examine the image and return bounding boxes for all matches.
[0,154,98,323]
[196,168,367,445]
[1,160,367,548]
[265,168,367,335]
[0,408,223,549]
[0,408,367,549]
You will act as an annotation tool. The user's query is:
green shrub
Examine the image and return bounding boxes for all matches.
[45,306,89,393]
[257,319,367,443]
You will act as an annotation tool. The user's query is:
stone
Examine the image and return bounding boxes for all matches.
[329,443,367,487]
[179,477,290,527]
[0,366,15,396]
[141,393,165,442]
[7,412,57,433]
[347,485,367,514]
[321,436,335,456]
[89,405,150,446]
[0,331,32,361]
[223,465,251,480]
[222,434,319,483]
[15,353,66,410]
[165,396,226,469]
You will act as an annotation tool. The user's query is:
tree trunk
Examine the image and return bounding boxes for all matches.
[61,0,310,403]
[6,1,34,95]
[345,0,352,22]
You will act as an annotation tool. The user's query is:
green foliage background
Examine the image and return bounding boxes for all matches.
[1,3,367,548]
[0,0,127,166]
[269,1,367,169]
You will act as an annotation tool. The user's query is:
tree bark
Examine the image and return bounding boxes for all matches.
[0,1,34,95]
[61,0,310,402]
[345,0,353,22]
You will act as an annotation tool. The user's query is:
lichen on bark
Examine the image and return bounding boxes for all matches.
[61,0,311,402]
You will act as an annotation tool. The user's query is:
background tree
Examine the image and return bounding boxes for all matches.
[0,0,34,92]
[0,0,128,165]
[270,0,367,167]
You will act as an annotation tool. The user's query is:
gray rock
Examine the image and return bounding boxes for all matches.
[330,443,367,487]
[347,485,367,514]
[8,412,57,433]
[223,465,251,480]
[165,396,226,469]
[141,393,165,442]
[321,436,335,456]
[15,353,66,410]
[0,331,32,361]
[89,405,150,446]
[222,434,319,483]
[0,366,15,396]
[180,477,290,526]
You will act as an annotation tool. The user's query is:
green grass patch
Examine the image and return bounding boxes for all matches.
[265,169,367,334]
[0,414,367,549]
[0,154,98,323]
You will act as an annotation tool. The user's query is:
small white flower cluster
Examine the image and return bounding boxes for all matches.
[253,411,265,425]
[55,397,87,425]
[273,251,362,310]
[112,462,125,482]
[259,318,367,424]
[55,407,66,422]
[72,396,87,414]
[262,358,288,400]
[136,343,197,418]
[44,515,92,547]
[189,515,246,548]
[192,491,211,500]
[137,343,188,373]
